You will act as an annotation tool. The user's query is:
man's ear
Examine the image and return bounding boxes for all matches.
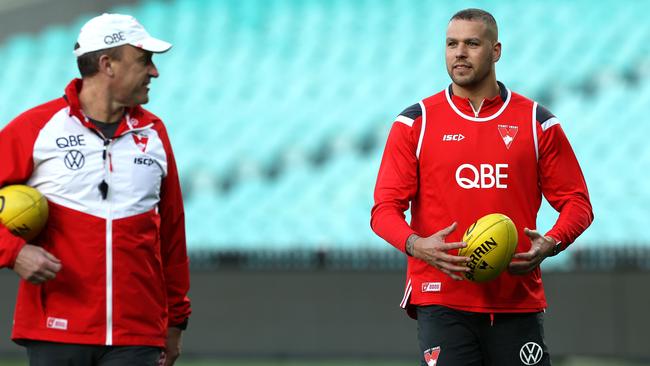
[98,54,114,77]
[493,41,502,63]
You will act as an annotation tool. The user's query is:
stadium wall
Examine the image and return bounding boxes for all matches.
[0,0,137,42]
[0,270,648,360]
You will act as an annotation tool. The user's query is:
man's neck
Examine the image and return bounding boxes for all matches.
[78,79,124,123]
[451,76,500,111]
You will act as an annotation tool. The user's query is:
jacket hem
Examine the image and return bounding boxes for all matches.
[12,330,165,348]
[409,300,547,313]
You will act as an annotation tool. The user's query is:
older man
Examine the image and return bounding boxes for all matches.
[0,13,191,366]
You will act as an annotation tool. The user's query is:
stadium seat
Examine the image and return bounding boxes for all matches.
[0,0,648,255]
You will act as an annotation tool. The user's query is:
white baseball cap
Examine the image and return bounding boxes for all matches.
[74,13,171,57]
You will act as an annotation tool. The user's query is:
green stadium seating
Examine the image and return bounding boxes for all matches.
[0,0,648,256]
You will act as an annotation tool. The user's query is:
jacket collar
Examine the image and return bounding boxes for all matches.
[63,78,151,137]
[447,81,508,119]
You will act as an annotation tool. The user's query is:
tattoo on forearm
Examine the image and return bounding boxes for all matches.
[406,234,419,256]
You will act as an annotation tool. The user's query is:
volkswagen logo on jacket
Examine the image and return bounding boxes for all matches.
[64,150,85,170]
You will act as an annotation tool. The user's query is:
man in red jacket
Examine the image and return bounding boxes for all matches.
[0,13,191,366]
[371,8,593,366]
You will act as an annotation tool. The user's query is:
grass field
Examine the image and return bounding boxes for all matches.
[0,357,647,366]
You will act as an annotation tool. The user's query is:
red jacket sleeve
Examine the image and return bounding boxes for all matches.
[370,115,422,253]
[0,114,40,268]
[536,116,594,247]
[156,123,192,327]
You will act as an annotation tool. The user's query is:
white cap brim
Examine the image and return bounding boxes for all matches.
[130,36,172,53]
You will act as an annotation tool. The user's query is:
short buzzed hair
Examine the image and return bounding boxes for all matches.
[450,8,498,42]
[74,42,123,77]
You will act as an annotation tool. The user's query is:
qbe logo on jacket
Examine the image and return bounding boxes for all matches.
[455,163,508,189]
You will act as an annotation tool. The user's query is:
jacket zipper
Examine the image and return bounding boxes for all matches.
[92,119,152,345]
[101,137,114,346]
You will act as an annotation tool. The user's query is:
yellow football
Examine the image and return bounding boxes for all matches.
[0,185,49,241]
[459,213,518,282]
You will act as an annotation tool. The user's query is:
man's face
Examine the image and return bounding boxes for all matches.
[110,45,159,106]
[445,19,500,88]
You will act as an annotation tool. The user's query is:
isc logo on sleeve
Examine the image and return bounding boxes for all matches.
[456,163,508,189]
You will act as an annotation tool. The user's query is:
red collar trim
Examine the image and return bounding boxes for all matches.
[63,78,147,136]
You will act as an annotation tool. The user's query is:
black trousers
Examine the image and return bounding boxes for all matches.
[24,340,162,366]
[417,305,551,366]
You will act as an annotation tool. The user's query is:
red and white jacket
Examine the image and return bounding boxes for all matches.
[0,79,191,347]
[371,82,593,316]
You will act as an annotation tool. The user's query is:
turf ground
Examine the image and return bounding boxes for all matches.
[0,357,647,366]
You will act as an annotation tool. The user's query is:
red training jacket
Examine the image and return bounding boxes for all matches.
[0,79,191,347]
[371,82,593,316]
